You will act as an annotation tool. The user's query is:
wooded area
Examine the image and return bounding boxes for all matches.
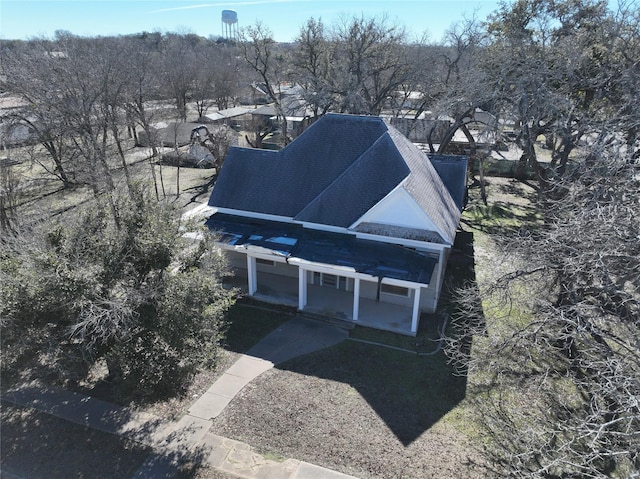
[1,0,639,477]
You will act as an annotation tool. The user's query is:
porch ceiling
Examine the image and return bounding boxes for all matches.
[206,213,436,284]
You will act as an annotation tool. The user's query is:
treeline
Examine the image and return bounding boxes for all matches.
[2,2,639,197]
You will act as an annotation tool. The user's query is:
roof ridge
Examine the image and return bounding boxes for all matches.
[294,127,407,221]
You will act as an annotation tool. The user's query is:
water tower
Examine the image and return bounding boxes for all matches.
[221,10,238,41]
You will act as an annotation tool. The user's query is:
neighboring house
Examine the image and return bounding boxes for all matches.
[197,106,256,130]
[137,122,203,148]
[0,119,38,148]
[0,95,39,148]
[206,113,467,335]
[251,102,313,144]
[252,86,315,142]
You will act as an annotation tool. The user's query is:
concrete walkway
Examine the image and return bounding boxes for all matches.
[1,317,355,479]
[189,317,349,422]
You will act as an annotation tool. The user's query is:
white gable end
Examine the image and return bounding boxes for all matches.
[350,186,446,240]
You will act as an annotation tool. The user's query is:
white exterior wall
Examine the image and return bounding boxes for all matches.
[358,280,413,307]
[224,250,298,278]
[357,278,437,310]
[224,247,441,312]
[351,187,448,242]
[257,260,298,278]
[419,286,438,313]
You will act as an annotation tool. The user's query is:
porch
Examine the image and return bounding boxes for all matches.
[229,269,414,336]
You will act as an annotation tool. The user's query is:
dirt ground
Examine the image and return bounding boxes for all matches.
[210,342,485,479]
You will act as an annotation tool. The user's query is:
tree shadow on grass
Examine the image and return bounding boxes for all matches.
[440,230,486,378]
[462,201,540,235]
[0,403,151,479]
[1,387,210,479]
[221,301,296,354]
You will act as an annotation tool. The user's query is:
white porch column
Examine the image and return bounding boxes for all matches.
[246,254,257,296]
[433,249,447,310]
[352,277,361,321]
[298,267,307,310]
[411,286,422,334]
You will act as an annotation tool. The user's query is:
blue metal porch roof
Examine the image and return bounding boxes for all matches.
[206,213,437,285]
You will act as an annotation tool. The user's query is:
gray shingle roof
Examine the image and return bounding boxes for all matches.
[386,128,464,243]
[295,133,410,227]
[428,154,468,210]
[208,113,465,244]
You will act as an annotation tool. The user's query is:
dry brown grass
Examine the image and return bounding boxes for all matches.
[211,342,485,479]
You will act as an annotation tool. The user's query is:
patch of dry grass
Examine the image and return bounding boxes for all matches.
[5,141,216,223]
[211,341,484,479]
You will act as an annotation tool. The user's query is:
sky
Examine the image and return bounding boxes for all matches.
[0,0,507,43]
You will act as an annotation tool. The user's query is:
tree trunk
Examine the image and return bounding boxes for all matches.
[111,121,134,199]
[460,123,486,205]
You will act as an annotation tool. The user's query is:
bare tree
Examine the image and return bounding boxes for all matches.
[240,23,291,144]
[448,144,640,477]
[482,0,640,195]
[244,114,276,149]
[1,36,131,222]
[205,125,236,171]
[1,41,78,188]
[191,46,217,119]
[434,8,640,476]
[291,18,334,117]
[212,46,243,110]
[120,40,164,199]
[160,33,203,121]
[0,161,20,232]
[331,14,413,115]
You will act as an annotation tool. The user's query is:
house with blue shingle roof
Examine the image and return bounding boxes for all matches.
[206,113,467,335]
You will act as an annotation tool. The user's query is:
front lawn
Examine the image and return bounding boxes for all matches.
[210,340,483,479]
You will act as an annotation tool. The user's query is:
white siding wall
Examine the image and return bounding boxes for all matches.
[225,251,298,278]
[351,187,444,239]
[358,281,409,307]
[419,286,438,313]
[258,260,298,278]
[226,250,247,268]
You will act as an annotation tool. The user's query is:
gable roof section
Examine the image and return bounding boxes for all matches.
[428,154,468,210]
[209,113,465,244]
[295,133,410,227]
[386,128,463,243]
[208,146,280,215]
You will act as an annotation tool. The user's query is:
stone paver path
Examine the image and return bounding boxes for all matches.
[188,317,348,421]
